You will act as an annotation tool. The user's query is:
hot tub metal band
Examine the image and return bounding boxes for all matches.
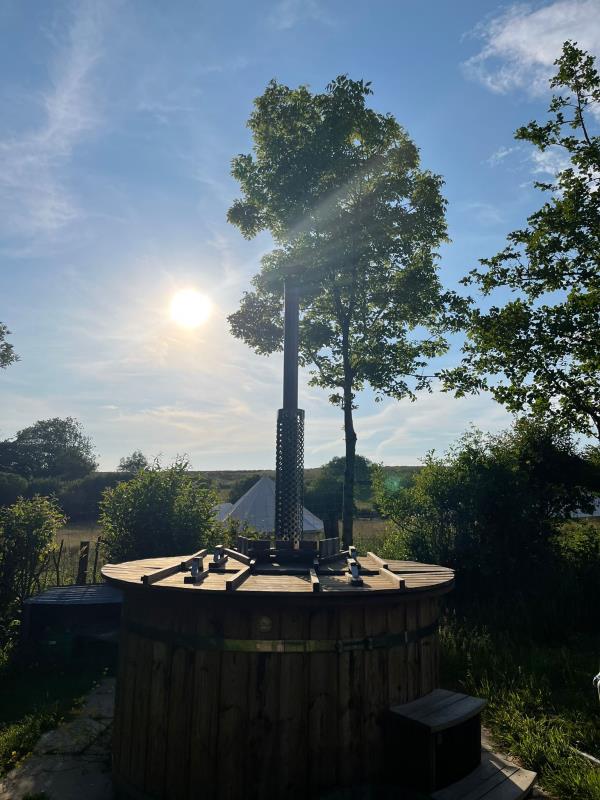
[123,619,438,653]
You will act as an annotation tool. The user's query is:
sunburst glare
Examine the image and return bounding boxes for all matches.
[169,289,212,329]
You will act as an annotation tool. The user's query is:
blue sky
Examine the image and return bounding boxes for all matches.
[1,0,598,470]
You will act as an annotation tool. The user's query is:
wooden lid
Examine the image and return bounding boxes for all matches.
[101,547,454,598]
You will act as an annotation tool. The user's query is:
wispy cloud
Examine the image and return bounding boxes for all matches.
[486,145,520,167]
[464,1,600,95]
[530,146,571,175]
[0,1,107,238]
[268,0,332,31]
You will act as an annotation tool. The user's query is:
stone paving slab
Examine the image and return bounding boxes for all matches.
[0,678,115,800]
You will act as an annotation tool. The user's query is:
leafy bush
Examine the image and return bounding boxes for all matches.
[59,472,128,522]
[0,473,27,507]
[0,497,65,637]
[100,460,219,562]
[24,477,65,500]
[375,419,599,601]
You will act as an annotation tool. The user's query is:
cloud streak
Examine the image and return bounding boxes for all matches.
[0,1,107,238]
[464,1,600,95]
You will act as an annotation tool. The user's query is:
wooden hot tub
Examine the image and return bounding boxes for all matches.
[102,545,454,799]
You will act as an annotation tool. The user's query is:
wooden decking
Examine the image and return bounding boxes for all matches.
[390,688,487,732]
[102,550,454,596]
[432,749,537,800]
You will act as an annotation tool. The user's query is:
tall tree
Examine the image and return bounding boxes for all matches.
[0,417,97,479]
[0,324,17,370]
[443,42,600,440]
[118,450,149,473]
[228,76,457,545]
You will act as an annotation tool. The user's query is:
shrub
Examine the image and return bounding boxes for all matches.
[24,477,65,501]
[100,460,219,562]
[0,473,27,507]
[374,419,599,601]
[59,472,128,522]
[0,497,65,635]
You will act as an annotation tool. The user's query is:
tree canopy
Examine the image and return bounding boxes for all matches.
[227,76,459,544]
[443,42,600,441]
[0,417,97,480]
[100,459,219,562]
[374,418,599,594]
[0,324,17,370]
[118,450,149,473]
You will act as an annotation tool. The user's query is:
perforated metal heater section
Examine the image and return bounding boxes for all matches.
[275,408,304,543]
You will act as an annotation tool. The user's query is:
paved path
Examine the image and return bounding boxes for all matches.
[0,679,115,800]
[0,681,550,799]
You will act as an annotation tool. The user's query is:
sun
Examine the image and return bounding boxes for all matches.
[169,289,212,329]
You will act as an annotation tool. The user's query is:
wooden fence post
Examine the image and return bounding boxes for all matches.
[91,538,102,584]
[53,539,64,586]
[76,540,90,585]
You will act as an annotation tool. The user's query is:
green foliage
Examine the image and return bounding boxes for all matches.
[0,417,97,480]
[441,619,600,799]
[227,75,460,544]
[305,455,374,537]
[375,419,599,599]
[0,709,62,777]
[0,497,65,636]
[0,323,17,370]
[227,473,262,504]
[444,42,600,440]
[0,472,27,507]
[59,473,128,522]
[100,459,219,562]
[117,450,149,473]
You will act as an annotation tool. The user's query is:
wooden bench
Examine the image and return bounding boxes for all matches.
[388,689,487,792]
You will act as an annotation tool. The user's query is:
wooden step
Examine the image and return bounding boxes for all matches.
[390,688,487,732]
[431,748,537,800]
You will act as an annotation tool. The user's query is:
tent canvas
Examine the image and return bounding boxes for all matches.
[224,476,324,534]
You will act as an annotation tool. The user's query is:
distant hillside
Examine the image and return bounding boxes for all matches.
[197,465,422,505]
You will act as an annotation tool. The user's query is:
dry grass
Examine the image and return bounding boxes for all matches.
[352,517,388,554]
[47,522,103,587]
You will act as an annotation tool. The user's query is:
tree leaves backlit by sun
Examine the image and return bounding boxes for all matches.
[443,42,600,442]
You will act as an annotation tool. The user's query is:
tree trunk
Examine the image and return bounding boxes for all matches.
[341,374,357,548]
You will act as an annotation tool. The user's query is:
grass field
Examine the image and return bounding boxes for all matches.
[49,522,103,587]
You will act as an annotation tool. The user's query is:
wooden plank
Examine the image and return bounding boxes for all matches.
[337,601,364,788]
[309,568,320,592]
[140,549,208,585]
[362,601,390,781]
[366,551,389,569]
[128,631,153,789]
[390,689,463,719]
[379,566,406,589]
[387,601,408,706]
[431,751,519,800]
[246,606,282,797]
[187,600,221,800]
[432,751,535,800]
[222,546,252,565]
[216,602,250,799]
[278,605,309,796]
[308,605,338,793]
[164,647,194,799]
[225,564,253,591]
[392,690,486,732]
[143,639,170,796]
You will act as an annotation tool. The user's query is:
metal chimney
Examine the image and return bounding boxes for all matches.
[274,282,304,544]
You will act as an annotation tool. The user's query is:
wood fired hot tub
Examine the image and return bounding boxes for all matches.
[102,546,454,800]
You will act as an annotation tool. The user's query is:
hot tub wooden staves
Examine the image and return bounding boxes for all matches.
[102,548,454,800]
